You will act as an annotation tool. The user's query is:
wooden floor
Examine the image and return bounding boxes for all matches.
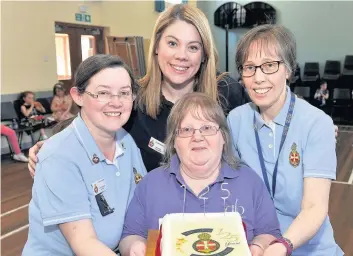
[1,127,353,255]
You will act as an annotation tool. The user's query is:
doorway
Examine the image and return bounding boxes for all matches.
[54,22,105,90]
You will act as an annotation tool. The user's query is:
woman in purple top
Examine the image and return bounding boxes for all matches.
[119,93,281,256]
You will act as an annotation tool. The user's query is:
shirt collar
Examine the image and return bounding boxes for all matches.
[161,94,174,108]
[72,113,125,165]
[253,86,292,130]
[168,155,240,183]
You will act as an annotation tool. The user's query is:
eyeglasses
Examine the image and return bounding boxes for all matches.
[84,90,136,103]
[239,61,284,77]
[176,125,220,138]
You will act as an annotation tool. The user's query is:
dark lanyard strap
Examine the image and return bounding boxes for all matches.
[254,92,296,199]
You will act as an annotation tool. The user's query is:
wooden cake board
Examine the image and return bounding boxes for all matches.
[146,230,159,256]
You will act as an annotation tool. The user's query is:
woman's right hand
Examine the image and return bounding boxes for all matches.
[129,240,146,256]
[28,141,45,178]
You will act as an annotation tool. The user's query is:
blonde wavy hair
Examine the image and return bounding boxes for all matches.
[138,4,223,119]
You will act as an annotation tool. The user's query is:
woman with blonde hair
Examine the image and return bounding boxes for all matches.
[28,4,249,175]
[126,4,249,171]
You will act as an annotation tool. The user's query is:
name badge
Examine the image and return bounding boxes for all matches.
[91,179,106,195]
[148,137,166,155]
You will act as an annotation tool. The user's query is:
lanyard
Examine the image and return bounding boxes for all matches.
[253,92,295,199]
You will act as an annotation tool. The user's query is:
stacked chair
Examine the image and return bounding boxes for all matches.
[302,62,320,83]
[292,57,353,124]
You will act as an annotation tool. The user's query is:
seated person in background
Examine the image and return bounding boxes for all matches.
[51,82,74,121]
[314,80,329,107]
[119,92,281,256]
[1,124,29,162]
[19,91,48,140]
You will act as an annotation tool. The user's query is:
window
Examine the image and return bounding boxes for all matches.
[166,0,183,4]
[155,0,186,12]
[81,35,96,61]
[55,33,72,80]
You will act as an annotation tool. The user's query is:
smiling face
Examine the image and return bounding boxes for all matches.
[156,20,203,88]
[174,108,224,176]
[71,67,134,137]
[242,40,289,112]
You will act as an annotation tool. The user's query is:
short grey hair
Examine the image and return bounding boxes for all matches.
[236,24,297,79]
[162,92,240,169]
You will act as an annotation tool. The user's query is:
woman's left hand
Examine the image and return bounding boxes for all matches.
[128,240,146,256]
[249,244,264,256]
[263,243,287,256]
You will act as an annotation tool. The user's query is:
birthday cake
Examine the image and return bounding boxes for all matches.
[157,212,251,256]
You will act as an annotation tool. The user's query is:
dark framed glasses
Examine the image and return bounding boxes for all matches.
[239,61,284,77]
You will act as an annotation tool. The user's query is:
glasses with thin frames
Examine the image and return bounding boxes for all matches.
[239,60,284,77]
[84,90,136,103]
[176,125,220,138]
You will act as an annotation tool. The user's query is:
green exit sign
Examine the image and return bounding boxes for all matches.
[75,13,91,23]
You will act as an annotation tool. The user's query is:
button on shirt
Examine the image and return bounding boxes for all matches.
[22,114,147,256]
[227,87,344,256]
[121,155,281,242]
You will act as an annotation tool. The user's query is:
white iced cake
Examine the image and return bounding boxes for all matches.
[159,212,251,256]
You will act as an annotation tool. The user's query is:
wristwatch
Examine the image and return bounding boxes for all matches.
[269,237,294,256]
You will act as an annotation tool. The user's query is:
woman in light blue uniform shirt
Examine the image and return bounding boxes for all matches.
[227,25,344,255]
[22,55,147,255]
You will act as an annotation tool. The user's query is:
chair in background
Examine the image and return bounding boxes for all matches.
[1,101,18,122]
[294,86,311,102]
[302,62,320,82]
[330,88,352,124]
[342,55,353,76]
[341,55,353,89]
[1,102,17,155]
[1,101,35,152]
[323,60,341,80]
[323,60,341,96]
[13,99,23,120]
[37,97,52,115]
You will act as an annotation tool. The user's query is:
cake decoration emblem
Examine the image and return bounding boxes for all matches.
[192,233,220,254]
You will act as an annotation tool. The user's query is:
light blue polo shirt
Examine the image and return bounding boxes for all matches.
[227,87,343,256]
[22,114,147,256]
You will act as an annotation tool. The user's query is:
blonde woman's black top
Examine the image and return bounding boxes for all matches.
[124,74,249,172]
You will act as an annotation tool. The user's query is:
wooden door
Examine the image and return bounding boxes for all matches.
[55,22,105,91]
[106,36,146,78]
